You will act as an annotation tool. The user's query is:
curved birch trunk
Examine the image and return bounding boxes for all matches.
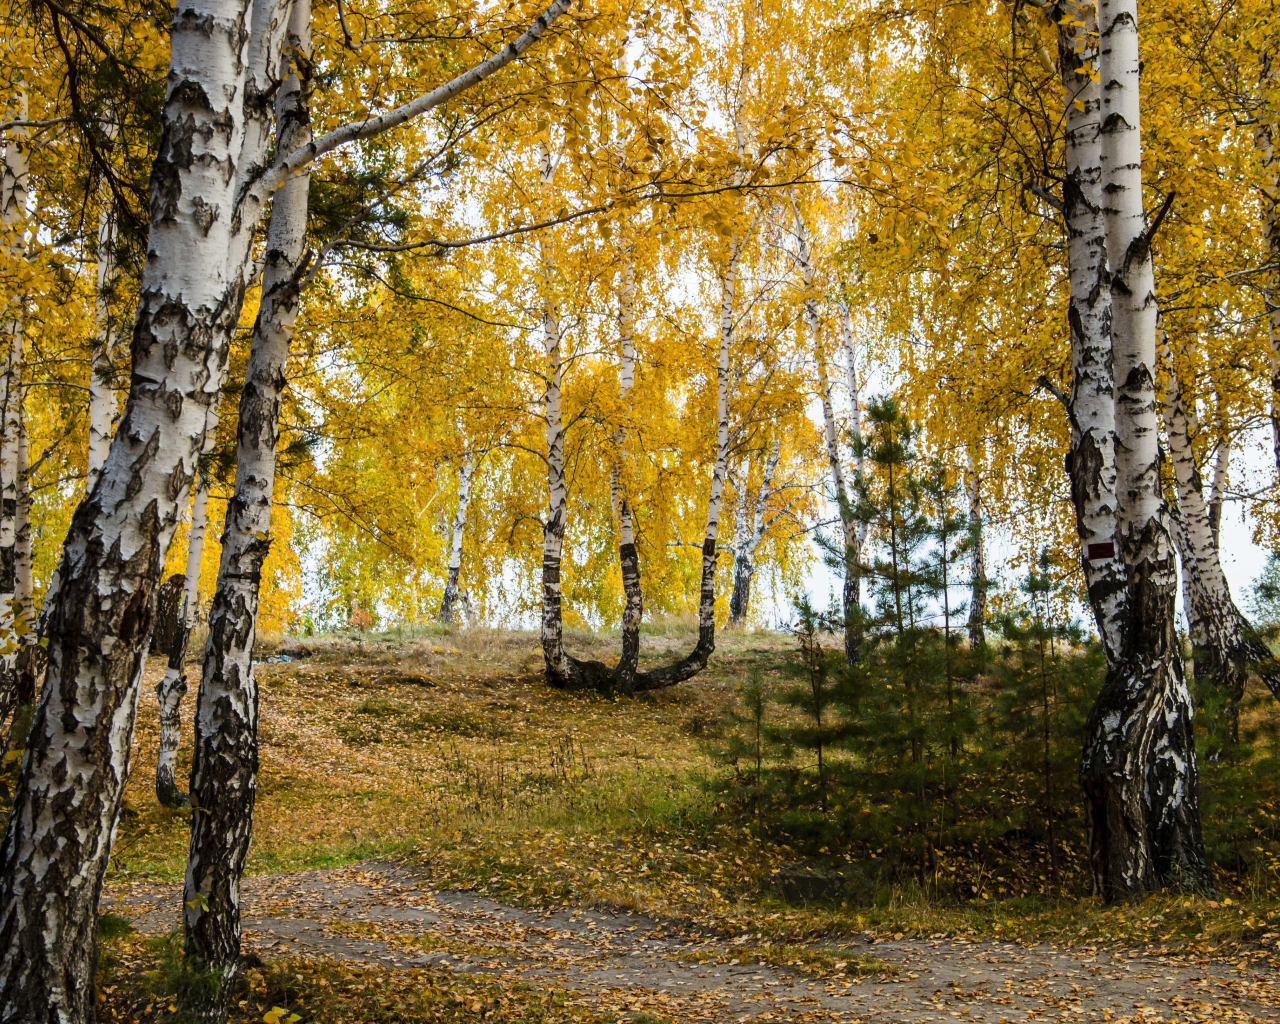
[612,257,643,692]
[965,464,987,648]
[182,6,312,1015]
[631,239,737,692]
[155,458,215,810]
[1160,334,1279,700]
[0,1,294,1015]
[728,441,779,624]
[1079,0,1210,899]
[87,199,122,494]
[439,455,475,625]
[538,309,611,691]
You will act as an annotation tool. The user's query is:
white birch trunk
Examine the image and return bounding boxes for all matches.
[540,307,574,688]
[12,397,37,710]
[612,256,643,691]
[439,455,475,625]
[1254,55,1280,482]
[1048,0,1127,667]
[965,464,987,648]
[795,200,858,663]
[0,0,572,1013]
[1207,435,1229,550]
[1079,0,1210,900]
[183,5,312,1009]
[0,2,290,1015]
[729,441,779,624]
[632,234,737,691]
[154,454,214,810]
[0,91,28,719]
[87,200,122,493]
[838,299,867,521]
[1160,333,1279,700]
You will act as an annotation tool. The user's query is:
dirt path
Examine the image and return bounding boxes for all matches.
[105,861,1280,1022]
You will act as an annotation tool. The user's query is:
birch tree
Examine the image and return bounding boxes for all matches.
[1160,329,1280,702]
[728,439,780,623]
[439,453,477,625]
[0,0,574,1016]
[0,0,284,1012]
[181,3,312,1013]
[87,199,123,494]
[155,449,216,810]
[1036,0,1127,668]
[612,255,643,689]
[0,94,26,731]
[965,462,987,648]
[1076,0,1210,898]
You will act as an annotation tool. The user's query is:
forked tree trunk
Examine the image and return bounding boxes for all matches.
[182,8,312,1013]
[155,458,215,809]
[1079,0,1210,899]
[965,463,987,648]
[612,257,643,692]
[794,200,857,664]
[538,308,611,691]
[1160,334,1279,699]
[630,235,739,693]
[0,1,290,1016]
[439,454,475,625]
[1047,0,1127,668]
[0,0,572,1015]
[728,441,779,624]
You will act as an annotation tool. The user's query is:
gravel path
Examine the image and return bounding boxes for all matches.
[105,861,1280,1022]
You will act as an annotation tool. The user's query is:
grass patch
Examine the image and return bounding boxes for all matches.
[104,630,1280,969]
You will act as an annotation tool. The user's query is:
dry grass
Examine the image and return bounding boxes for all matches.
[111,628,1280,961]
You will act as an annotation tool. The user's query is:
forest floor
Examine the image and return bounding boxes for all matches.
[96,626,1280,1023]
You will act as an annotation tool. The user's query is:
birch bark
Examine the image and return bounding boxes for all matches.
[87,200,122,493]
[965,465,987,648]
[183,5,312,1011]
[612,256,643,692]
[0,92,28,721]
[728,441,779,624]
[1160,333,1280,700]
[630,233,740,691]
[12,398,36,710]
[1079,0,1210,899]
[539,305,576,688]
[439,455,475,625]
[0,1,284,1016]
[1253,54,1280,481]
[795,200,857,664]
[838,298,868,643]
[1049,0,1127,667]
[155,453,215,810]
[0,0,573,1014]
